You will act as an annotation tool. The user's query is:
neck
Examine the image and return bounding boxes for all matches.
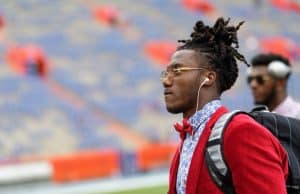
[183,96,220,119]
[268,90,287,111]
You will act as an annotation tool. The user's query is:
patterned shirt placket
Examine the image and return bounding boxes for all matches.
[176,100,221,194]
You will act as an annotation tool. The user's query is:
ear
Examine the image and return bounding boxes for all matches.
[203,71,217,86]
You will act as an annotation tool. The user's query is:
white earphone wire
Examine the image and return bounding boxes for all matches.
[195,78,209,114]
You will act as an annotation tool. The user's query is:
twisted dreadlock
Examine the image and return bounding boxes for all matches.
[177,17,249,93]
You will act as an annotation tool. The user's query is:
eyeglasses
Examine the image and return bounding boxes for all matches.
[247,75,272,85]
[160,67,207,81]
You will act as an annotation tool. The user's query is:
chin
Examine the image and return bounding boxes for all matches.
[253,96,265,104]
[254,101,265,106]
[166,106,182,114]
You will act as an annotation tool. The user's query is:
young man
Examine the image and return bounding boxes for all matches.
[161,18,288,194]
[248,53,300,119]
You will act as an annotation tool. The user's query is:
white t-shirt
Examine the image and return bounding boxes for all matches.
[273,96,300,119]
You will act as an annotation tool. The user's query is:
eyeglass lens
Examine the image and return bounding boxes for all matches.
[247,75,266,85]
[160,68,176,80]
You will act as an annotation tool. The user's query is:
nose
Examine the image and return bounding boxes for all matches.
[248,78,259,90]
[162,76,172,87]
[161,70,173,86]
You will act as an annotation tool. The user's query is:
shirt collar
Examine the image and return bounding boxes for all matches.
[273,96,291,113]
[189,99,222,131]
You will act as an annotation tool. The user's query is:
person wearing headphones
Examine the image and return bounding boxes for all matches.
[161,18,288,194]
[247,53,300,119]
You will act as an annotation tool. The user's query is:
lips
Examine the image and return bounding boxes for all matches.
[164,90,173,96]
[251,90,260,98]
[252,90,263,101]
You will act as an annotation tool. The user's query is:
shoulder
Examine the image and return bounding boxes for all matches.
[275,96,300,118]
[291,98,300,117]
[223,112,278,147]
[226,113,264,133]
[222,112,286,159]
[221,112,288,194]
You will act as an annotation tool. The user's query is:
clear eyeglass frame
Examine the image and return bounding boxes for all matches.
[160,67,207,81]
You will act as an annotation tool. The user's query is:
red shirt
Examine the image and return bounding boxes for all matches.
[168,106,288,194]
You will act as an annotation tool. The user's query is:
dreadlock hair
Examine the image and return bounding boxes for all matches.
[177,17,249,93]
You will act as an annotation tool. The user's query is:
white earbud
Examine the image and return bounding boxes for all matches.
[200,77,209,87]
[268,60,291,79]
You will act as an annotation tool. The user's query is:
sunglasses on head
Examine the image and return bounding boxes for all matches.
[247,75,271,85]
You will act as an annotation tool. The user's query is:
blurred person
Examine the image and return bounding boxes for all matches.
[161,17,288,194]
[0,14,4,29]
[247,53,300,119]
[0,13,5,42]
[89,4,141,41]
[5,44,49,78]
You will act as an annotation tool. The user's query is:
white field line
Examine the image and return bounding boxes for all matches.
[0,172,169,194]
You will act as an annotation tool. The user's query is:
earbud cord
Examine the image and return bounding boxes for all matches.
[195,78,207,114]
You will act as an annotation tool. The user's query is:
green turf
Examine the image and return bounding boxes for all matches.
[101,185,168,194]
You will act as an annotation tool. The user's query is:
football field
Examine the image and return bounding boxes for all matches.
[0,172,168,194]
[101,185,167,194]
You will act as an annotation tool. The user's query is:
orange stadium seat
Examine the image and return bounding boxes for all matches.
[144,40,177,67]
[260,37,297,60]
[181,0,215,14]
[0,14,4,29]
[92,5,121,26]
[270,0,300,13]
[5,44,49,78]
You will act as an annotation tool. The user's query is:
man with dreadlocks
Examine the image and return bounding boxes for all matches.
[161,17,288,194]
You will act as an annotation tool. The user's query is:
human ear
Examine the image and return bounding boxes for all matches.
[203,71,216,86]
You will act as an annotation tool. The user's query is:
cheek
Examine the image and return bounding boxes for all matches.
[176,81,198,104]
[165,76,200,110]
[164,84,188,107]
[255,84,274,100]
[261,84,274,93]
